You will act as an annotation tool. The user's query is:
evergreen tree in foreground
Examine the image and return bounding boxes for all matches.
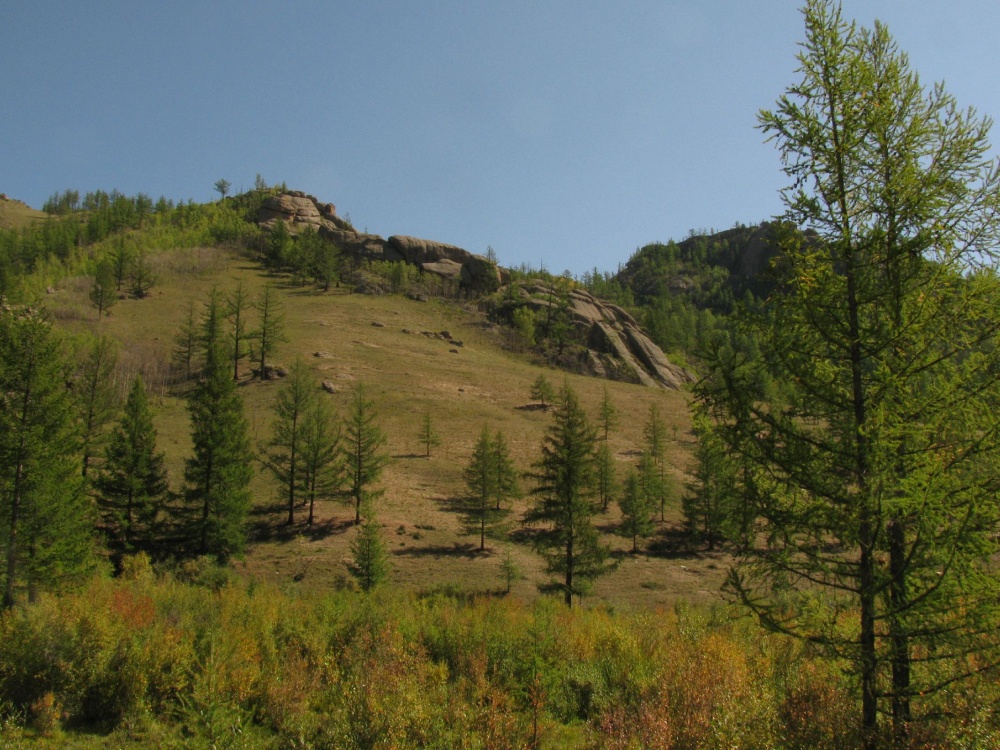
[0,308,94,608]
[96,376,168,553]
[262,359,314,525]
[526,383,613,606]
[184,342,253,559]
[298,393,341,526]
[701,2,1000,743]
[617,468,654,553]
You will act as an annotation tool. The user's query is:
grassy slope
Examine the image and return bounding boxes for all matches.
[46,244,730,609]
[0,195,47,229]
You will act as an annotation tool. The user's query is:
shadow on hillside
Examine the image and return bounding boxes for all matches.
[646,524,699,559]
[515,403,551,412]
[249,505,355,543]
[394,453,429,460]
[394,541,484,559]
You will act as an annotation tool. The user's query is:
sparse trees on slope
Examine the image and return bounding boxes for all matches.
[0,308,93,608]
[342,383,388,524]
[418,412,440,458]
[526,383,613,607]
[701,2,1000,743]
[184,341,253,559]
[597,385,618,441]
[95,376,167,553]
[594,441,617,512]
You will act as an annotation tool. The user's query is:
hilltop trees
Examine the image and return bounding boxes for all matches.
[526,383,612,606]
[700,1,1000,743]
[0,308,93,608]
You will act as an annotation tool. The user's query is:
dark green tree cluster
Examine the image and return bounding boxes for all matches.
[263,222,341,290]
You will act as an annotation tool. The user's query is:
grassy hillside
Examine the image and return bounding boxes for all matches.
[44,241,729,609]
[0,194,47,229]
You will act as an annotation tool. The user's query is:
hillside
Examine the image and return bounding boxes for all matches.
[0,192,47,229]
[39,236,728,609]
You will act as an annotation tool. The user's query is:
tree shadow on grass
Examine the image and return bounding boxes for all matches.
[249,502,355,543]
[645,524,701,559]
[394,541,484,559]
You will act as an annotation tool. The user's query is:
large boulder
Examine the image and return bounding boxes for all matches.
[459,255,502,294]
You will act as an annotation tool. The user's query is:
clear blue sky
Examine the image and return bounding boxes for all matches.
[3,2,999,274]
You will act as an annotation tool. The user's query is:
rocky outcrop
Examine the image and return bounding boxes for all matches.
[255,192,496,290]
[514,283,694,390]
[255,191,689,389]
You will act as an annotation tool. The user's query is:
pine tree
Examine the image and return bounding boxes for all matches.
[349,505,390,592]
[298,393,341,526]
[491,430,521,511]
[128,247,156,298]
[526,383,613,606]
[418,412,441,458]
[0,307,94,608]
[95,376,167,553]
[682,412,739,551]
[617,468,654,553]
[342,383,388,524]
[74,334,120,478]
[261,359,315,525]
[184,342,253,559]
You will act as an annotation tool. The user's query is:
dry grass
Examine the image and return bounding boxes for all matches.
[44,246,731,609]
[0,195,47,229]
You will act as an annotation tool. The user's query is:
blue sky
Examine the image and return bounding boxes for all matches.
[3,2,999,274]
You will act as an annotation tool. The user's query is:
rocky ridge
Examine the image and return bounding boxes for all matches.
[256,191,692,390]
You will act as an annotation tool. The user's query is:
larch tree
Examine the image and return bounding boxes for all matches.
[261,359,315,525]
[597,385,618,441]
[184,341,254,559]
[253,282,286,380]
[341,383,388,524]
[642,403,669,521]
[0,307,94,608]
[226,279,252,381]
[525,382,613,607]
[617,468,654,553]
[298,392,341,526]
[418,412,441,458]
[700,1,1000,744]
[348,504,390,592]
[95,375,168,553]
[89,259,117,317]
[74,334,120,479]
[594,440,617,512]
[172,299,198,382]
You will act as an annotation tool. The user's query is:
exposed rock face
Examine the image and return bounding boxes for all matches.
[519,283,695,390]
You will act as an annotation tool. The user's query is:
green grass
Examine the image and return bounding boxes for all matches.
[45,244,728,609]
[0,195,48,229]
